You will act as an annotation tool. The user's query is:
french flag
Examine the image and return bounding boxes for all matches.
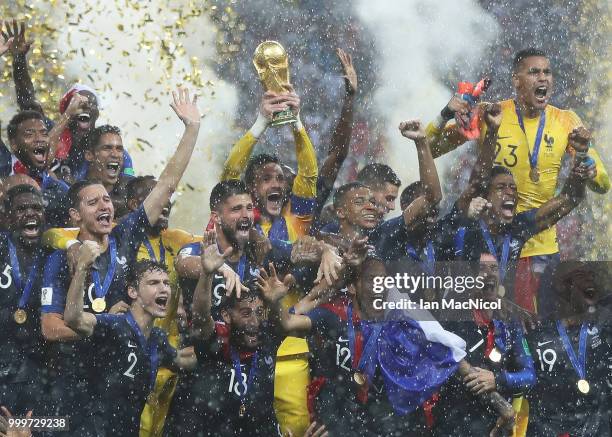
[361,287,466,415]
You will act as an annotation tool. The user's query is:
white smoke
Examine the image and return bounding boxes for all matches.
[54,1,239,232]
[355,0,498,190]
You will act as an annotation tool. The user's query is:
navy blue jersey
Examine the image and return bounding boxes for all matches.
[0,233,47,383]
[309,176,334,235]
[305,297,420,435]
[40,205,150,388]
[177,239,292,322]
[90,312,176,437]
[526,321,612,437]
[41,205,150,315]
[40,172,70,227]
[182,322,281,436]
[433,319,535,435]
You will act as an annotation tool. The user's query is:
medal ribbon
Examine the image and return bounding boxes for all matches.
[8,238,42,309]
[405,240,435,275]
[143,236,166,265]
[126,311,159,392]
[91,237,117,299]
[230,348,259,407]
[479,220,511,283]
[556,321,588,381]
[514,100,546,171]
[492,319,509,354]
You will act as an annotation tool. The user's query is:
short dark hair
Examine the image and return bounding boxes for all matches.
[126,175,156,202]
[7,111,46,141]
[66,179,103,209]
[209,180,250,211]
[333,181,368,209]
[513,48,548,72]
[83,125,121,152]
[400,181,425,210]
[219,280,262,311]
[483,165,514,195]
[244,154,280,187]
[4,184,43,211]
[357,163,401,189]
[127,259,168,290]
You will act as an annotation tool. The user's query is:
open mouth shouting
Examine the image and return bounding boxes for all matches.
[154,294,169,312]
[30,144,49,167]
[236,219,253,238]
[22,218,41,239]
[96,212,113,230]
[533,85,549,106]
[106,162,121,178]
[76,112,92,130]
[265,190,284,215]
[500,199,515,220]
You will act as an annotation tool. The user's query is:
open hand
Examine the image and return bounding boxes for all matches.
[1,20,31,56]
[256,263,295,304]
[170,87,201,126]
[200,230,232,274]
[337,48,357,95]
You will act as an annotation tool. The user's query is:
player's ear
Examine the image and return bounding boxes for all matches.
[84,149,95,163]
[220,308,231,325]
[127,285,138,301]
[335,205,346,220]
[68,207,81,224]
[511,72,520,89]
[211,210,221,225]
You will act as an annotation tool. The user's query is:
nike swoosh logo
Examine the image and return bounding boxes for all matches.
[537,340,553,347]
[497,136,512,140]
[128,341,137,348]
[337,336,349,342]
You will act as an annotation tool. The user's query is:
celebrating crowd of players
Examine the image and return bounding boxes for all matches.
[0,18,611,437]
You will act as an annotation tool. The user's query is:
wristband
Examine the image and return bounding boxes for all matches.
[66,239,81,249]
[250,113,269,139]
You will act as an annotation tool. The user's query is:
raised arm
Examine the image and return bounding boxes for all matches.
[456,103,502,214]
[190,231,232,341]
[143,87,200,224]
[426,94,472,159]
[2,20,43,114]
[319,48,356,187]
[398,119,442,228]
[220,92,288,181]
[46,93,89,164]
[566,126,610,194]
[285,87,318,200]
[63,241,101,337]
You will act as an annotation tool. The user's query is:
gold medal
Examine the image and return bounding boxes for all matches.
[238,403,246,418]
[91,298,107,313]
[353,371,367,386]
[529,167,540,182]
[497,285,506,298]
[488,348,502,363]
[14,309,27,324]
[577,379,590,394]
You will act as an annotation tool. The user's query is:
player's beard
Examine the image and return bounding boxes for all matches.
[220,221,249,251]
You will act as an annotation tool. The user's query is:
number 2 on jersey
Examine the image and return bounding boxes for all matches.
[495,142,518,167]
[123,352,138,379]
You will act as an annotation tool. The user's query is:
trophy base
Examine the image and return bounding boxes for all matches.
[270,108,297,127]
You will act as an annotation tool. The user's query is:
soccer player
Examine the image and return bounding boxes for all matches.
[80,125,133,218]
[309,48,357,235]
[426,48,610,312]
[222,87,317,243]
[278,254,516,436]
[39,87,200,435]
[432,253,536,436]
[0,185,48,416]
[123,175,200,437]
[2,19,135,181]
[167,232,289,436]
[63,246,197,437]
[3,110,73,227]
[525,262,612,436]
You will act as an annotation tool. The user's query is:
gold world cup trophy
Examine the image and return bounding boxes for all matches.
[253,41,297,127]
